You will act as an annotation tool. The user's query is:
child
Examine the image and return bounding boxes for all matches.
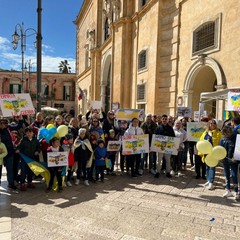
[0,134,8,185]
[95,139,107,182]
[105,129,117,175]
[62,134,75,187]
[220,125,239,199]
[74,128,93,186]
[46,137,64,193]
[16,127,41,191]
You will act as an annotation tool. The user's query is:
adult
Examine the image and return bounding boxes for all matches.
[124,118,144,177]
[102,110,117,138]
[68,118,79,140]
[231,116,240,134]
[200,119,222,190]
[141,114,157,175]
[0,118,17,190]
[155,114,175,178]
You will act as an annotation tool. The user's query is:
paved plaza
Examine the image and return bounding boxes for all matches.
[1,166,240,240]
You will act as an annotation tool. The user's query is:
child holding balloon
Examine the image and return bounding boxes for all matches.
[220,125,239,199]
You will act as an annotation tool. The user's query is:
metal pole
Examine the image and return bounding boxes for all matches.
[21,23,25,93]
[36,0,42,112]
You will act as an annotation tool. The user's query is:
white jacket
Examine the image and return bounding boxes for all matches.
[173,127,187,149]
[124,123,144,136]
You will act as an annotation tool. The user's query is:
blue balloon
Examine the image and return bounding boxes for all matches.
[45,134,52,143]
[39,127,48,137]
[48,127,57,136]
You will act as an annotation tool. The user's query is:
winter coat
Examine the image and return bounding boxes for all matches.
[220,134,236,159]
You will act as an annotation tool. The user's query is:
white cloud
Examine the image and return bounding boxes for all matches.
[0,35,75,72]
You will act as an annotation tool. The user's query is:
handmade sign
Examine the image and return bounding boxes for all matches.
[227,89,240,111]
[0,94,35,117]
[176,107,192,117]
[187,122,208,142]
[107,140,121,152]
[122,134,149,155]
[47,152,68,167]
[194,111,207,122]
[92,100,102,110]
[115,109,145,121]
[150,134,180,155]
[233,134,240,161]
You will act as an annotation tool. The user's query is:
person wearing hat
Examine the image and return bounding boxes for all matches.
[0,118,17,190]
[74,128,93,186]
[16,127,41,191]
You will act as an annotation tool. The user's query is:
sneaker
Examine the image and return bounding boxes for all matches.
[84,180,90,186]
[20,184,27,191]
[75,179,80,185]
[170,170,175,176]
[58,186,63,193]
[208,183,214,190]
[223,190,232,198]
[177,172,182,177]
[8,184,18,190]
[138,169,144,175]
[150,168,156,175]
[234,192,240,200]
[27,182,35,189]
[62,182,67,187]
[66,181,72,187]
[204,181,209,186]
[120,171,124,176]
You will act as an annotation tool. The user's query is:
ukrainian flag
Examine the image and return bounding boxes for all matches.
[19,153,50,187]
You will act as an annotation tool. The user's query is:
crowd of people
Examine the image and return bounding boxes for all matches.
[0,108,239,200]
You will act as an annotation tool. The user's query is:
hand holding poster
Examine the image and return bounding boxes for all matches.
[107,140,121,152]
[0,94,35,117]
[122,134,149,155]
[150,134,180,155]
[187,122,208,142]
[176,107,192,117]
[47,152,68,167]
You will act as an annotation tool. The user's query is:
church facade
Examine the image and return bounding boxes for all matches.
[74,0,240,119]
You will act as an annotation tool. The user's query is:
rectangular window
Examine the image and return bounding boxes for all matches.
[137,84,146,101]
[63,85,71,100]
[10,84,21,93]
[138,50,147,71]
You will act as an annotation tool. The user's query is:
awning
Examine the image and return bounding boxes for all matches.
[200,89,229,103]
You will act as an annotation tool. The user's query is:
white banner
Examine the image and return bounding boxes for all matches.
[47,152,68,167]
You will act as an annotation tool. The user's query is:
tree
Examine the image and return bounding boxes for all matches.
[58,60,71,73]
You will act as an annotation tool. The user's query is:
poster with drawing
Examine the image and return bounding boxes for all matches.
[115,109,145,121]
[47,152,68,167]
[0,94,35,117]
[107,140,121,152]
[150,134,180,155]
[176,107,192,117]
[187,122,208,142]
[227,89,240,111]
[122,134,149,155]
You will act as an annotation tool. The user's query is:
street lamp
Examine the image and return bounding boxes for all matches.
[12,22,37,93]
[24,59,36,94]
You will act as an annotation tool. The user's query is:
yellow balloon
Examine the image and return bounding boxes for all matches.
[196,140,213,154]
[212,146,227,160]
[46,124,54,129]
[57,125,68,138]
[205,154,219,167]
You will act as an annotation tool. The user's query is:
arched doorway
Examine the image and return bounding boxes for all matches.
[101,50,112,112]
[183,57,226,119]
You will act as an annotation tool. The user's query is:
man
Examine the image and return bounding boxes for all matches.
[155,114,175,178]
[0,118,17,190]
[141,114,157,175]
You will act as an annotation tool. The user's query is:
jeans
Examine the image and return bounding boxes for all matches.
[4,155,14,186]
[126,154,141,176]
[206,166,215,184]
[157,153,171,173]
[182,142,189,166]
[172,151,183,172]
[223,159,238,191]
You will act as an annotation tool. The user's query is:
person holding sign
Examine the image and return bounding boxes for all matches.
[124,118,144,177]
[200,120,222,190]
[155,114,175,178]
[220,126,239,199]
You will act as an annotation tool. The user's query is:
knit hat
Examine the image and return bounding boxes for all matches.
[109,129,115,134]
[97,138,104,145]
[78,128,86,135]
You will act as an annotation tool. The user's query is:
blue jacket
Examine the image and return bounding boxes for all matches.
[220,134,236,159]
[95,146,107,166]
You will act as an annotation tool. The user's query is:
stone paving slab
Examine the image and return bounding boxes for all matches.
[0,166,240,240]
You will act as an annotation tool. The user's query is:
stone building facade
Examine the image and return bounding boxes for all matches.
[0,70,76,113]
[74,0,240,118]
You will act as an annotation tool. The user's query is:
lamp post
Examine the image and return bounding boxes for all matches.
[24,59,36,94]
[12,22,37,93]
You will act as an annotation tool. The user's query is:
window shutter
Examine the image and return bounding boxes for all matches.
[138,50,147,70]
[137,84,145,101]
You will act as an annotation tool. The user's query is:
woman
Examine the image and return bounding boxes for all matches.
[200,119,222,190]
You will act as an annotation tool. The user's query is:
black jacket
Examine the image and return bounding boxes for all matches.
[155,124,175,137]
[220,134,236,159]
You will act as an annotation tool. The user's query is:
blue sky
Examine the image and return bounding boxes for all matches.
[0,0,84,73]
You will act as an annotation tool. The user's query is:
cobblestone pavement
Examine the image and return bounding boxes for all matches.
[1,166,240,240]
